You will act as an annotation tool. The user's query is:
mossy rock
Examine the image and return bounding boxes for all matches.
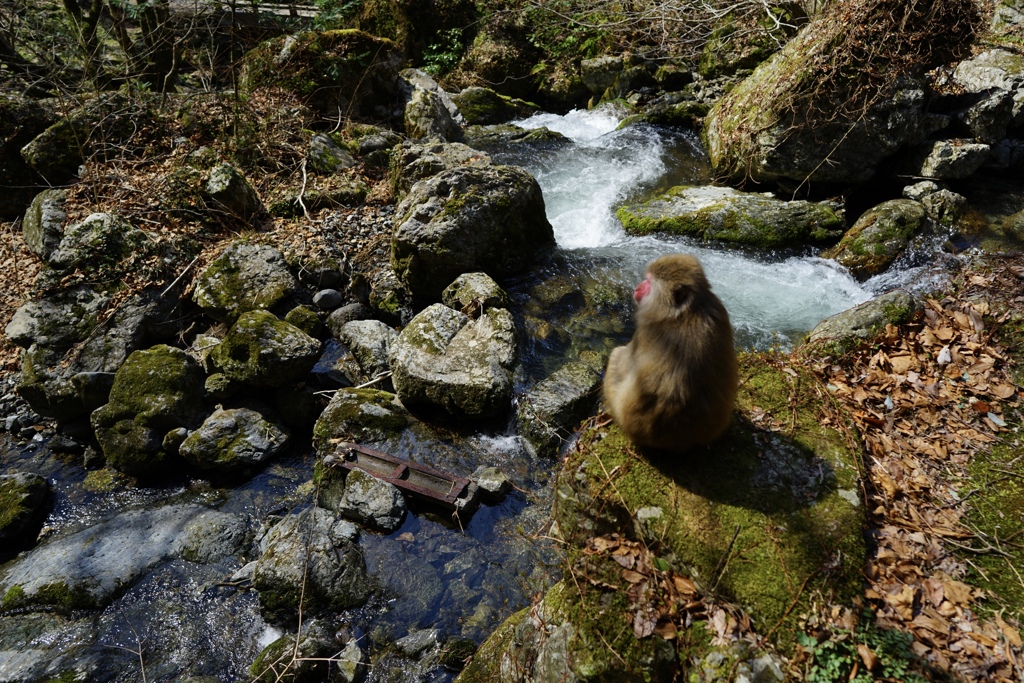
[450,86,539,125]
[312,387,412,455]
[90,345,205,480]
[208,310,322,388]
[616,185,844,248]
[822,199,927,279]
[0,473,52,559]
[193,242,300,325]
[241,30,403,118]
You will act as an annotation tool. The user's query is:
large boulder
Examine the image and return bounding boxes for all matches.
[807,290,920,348]
[388,140,490,200]
[251,507,371,623]
[391,165,555,301]
[312,388,412,455]
[823,199,929,279]
[208,310,322,388]
[616,185,844,247]
[389,303,517,419]
[952,49,1024,128]
[90,345,206,480]
[903,139,991,179]
[516,356,605,457]
[451,86,539,125]
[0,505,246,610]
[193,242,300,324]
[333,469,407,533]
[241,30,403,119]
[704,1,979,185]
[47,212,150,272]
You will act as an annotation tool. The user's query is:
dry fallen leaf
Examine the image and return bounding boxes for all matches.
[858,643,879,671]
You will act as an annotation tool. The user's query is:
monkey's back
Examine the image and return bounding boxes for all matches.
[604,292,738,452]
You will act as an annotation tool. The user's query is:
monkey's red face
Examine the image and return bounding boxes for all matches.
[634,275,652,304]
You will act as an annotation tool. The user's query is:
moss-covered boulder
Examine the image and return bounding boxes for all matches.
[391,164,555,301]
[0,473,52,560]
[704,1,978,184]
[208,310,322,388]
[193,242,300,324]
[241,30,403,118]
[312,388,412,455]
[389,140,491,200]
[616,185,844,248]
[807,289,920,350]
[91,345,205,480]
[698,7,797,79]
[179,407,290,477]
[516,354,605,457]
[451,86,539,125]
[822,199,928,279]
[389,303,517,419]
[461,357,866,681]
[47,212,151,273]
[405,83,464,141]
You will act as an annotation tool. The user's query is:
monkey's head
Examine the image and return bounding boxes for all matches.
[635,253,710,315]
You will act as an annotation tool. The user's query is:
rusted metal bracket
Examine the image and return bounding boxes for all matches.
[323,442,481,517]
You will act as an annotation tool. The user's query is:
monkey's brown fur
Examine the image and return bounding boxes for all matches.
[603,253,738,452]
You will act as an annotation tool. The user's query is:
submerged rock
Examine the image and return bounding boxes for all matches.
[616,185,844,247]
[389,303,517,419]
[0,505,247,610]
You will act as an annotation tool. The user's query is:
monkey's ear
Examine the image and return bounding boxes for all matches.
[672,284,690,308]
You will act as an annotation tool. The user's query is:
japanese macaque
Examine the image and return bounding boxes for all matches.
[603,254,738,452]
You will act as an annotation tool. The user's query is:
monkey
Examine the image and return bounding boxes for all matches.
[603,253,738,452]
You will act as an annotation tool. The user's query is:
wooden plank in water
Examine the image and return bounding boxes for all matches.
[324,442,480,514]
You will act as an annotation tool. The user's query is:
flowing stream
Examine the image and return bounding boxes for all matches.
[497,107,907,353]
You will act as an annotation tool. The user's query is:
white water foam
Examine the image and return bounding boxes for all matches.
[511,106,880,347]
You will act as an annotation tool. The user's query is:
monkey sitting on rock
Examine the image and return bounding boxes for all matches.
[603,253,738,452]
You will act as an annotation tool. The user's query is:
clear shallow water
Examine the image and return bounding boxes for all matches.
[501,107,894,350]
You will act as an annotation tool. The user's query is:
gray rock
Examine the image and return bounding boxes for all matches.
[312,388,412,455]
[807,290,920,346]
[313,288,344,310]
[389,303,517,419]
[252,506,371,623]
[208,310,322,388]
[0,93,55,218]
[90,345,206,480]
[368,267,414,324]
[0,505,241,610]
[193,242,299,324]
[308,133,356,174]
[21,189,66,259]
[327,303,374,338]
[953,49,1024,127]
[205,163,263,220]
[179,407,290,476]
[462,124,569,152]
[956,90,1014,144]
[338,320,396,381]
[336,468,407,533]
[581,56,624,95]
[902,180,940,201]
[451,86,539,125]
[396,629,440,657]
[516,358,604,457]
[616,185,844,247]
[921,189,967,226]
[405,85,464,142]
[48,212,150,272]
[392,165,554,301]
[5,286,108,351]
[470,466,510,503]
[905,139,990,179]
[401,68,464,125]
[388,140,490,200]
[441,272,510,311]
[283,304,323,337]
[823,200,928,279]
[0,473,51,555]
[179,510,252,564]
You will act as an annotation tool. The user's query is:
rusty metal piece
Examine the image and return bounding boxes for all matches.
[324,442,480,515]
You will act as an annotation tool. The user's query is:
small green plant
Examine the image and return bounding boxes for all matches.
[422,28,464,76]
[799,613,931,682]
[312,0,361,30]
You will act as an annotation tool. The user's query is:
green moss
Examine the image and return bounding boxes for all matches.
[312,388,410,454]
[43,671,88,683]
[2,584,26,610]
[555,354,865,656]
[3,581,96,612]
[81,469,124,493]
[456,608,528,682]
